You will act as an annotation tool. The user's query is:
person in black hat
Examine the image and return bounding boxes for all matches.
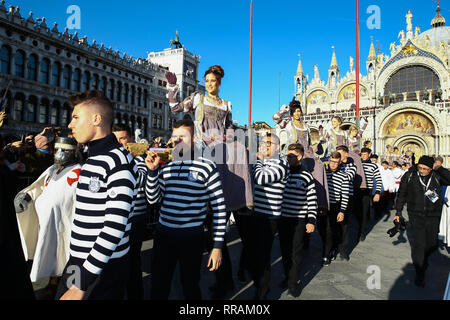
[394,155,450,287]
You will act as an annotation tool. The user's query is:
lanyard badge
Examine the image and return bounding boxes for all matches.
[418,172,439,203]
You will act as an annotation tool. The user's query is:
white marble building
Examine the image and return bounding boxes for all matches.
[292,4,450,165]
[0,2,204,140]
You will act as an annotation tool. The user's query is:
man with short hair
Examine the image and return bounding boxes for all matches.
[251,133,289,300]
[320,151,350,266]
[112,123,148,300]
[435,155,444,168]
[56,90,138,300]
[145,119,226,300]
[336,145,356,261]
[356,148,382,241]
[278,143,317,297]
[395,156,450,287]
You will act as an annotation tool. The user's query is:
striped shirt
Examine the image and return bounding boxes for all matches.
[281,166,318,224]
[362,160,383,194]
[69,134,138,291]
[132,155,148,218]
[253,157,289,217]
[145,150,227,248]
[326,168,350,213]
[340,159,357,196]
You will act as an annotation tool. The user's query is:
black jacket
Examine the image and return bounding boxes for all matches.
[395,165,450,217]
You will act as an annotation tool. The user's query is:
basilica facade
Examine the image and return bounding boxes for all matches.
[293,4,450,165]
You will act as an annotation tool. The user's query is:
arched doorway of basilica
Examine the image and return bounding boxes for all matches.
[380,110,436,163]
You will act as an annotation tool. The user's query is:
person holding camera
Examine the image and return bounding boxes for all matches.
[394,155,450,287]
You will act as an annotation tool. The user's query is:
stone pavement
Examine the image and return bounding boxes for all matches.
[33,208,450,300]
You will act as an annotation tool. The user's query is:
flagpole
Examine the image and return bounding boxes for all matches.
[248,0,253,127]
[356,0,360,125]
[0,80,12,111]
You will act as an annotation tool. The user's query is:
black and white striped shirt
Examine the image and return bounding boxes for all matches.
[326,168,350,213]
[69,134,138,291]
[132,155,148,218]
[362,160,383,194]
[340,159,357,196]
[281,166,318,224]
[145,151,227,248]
[252,157,289,217]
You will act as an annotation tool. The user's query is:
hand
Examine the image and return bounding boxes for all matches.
[59,285,85,300]
[393,216,400,223]
[288,96,297,108]
[165,72,177,85]
[145,150,160,170]
[337,212,345,223]
[373,194,381,203]
[207,248,222,271]
[38,126,54,137]
[306,223,315,233]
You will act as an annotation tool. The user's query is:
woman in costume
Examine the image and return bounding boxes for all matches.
[319,115,348,158]
[347,117,368,154]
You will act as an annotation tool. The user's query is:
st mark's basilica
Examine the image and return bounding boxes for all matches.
[292,4,450,165]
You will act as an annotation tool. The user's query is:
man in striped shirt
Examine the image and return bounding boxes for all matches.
[145,119,226,300]
[57,91,138,300]
[251,133,289,300]
[279,143,317,298]
[356,148,382,241]
[112,123,148,300]
[336,145,357,261]
[319,152,350,266]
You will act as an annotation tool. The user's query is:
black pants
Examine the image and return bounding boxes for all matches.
[150,225,204,300]
[278,218,306,290]
[317,204,341,258]
[354,189,371,237]
[55,255,129,300]
[126,214,147,300]
[408,214,441,276]
[205,211,233,291]
[250,215,278,299]
[338,198,351,255]
[234,209,253,274]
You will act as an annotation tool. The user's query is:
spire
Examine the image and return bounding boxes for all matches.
[296,54,303,75]
[368,37,376,60]
[330,46,338,69]
[431,2,446,28]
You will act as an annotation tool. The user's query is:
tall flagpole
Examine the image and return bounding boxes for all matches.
[249,0,253,127]
[356,0,360,126]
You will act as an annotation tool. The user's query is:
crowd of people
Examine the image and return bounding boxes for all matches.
[2,65,450,301]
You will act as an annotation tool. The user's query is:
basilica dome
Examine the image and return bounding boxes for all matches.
[417,4,450,48]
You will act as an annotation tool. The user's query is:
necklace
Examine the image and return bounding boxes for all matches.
[206,94,222,105]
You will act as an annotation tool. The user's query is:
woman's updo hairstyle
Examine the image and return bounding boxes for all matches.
[204,65,225,83]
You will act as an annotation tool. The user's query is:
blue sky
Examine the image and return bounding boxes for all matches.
[15,0,445,126]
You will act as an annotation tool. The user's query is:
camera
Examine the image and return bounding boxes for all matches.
[387,216,407,237]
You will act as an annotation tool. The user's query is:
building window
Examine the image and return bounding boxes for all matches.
[99,77,106,95]
[124,84,129,103]
[384,65,440,98]
[137,88,142,107]
[50,101,60,125]
[62,65,71,90]
[27,54,38,81]
[39,99,49,124]
[117,82,122,102]
[72,69,81,92]
[153,101,158,110]
[152,113,157,128]
[92,74,99,90]
[61,104,71,126]
[131,86,136,105]
[143,89,148,108]
[39,58,50,84]
[109,79,115,100]
[15,50,25,78]
[82,71,90,91]
[51,62,61,87]
[1,45,11,74]
[25,96,37,122]
[159,102,163,109]
[13,93,24,121]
